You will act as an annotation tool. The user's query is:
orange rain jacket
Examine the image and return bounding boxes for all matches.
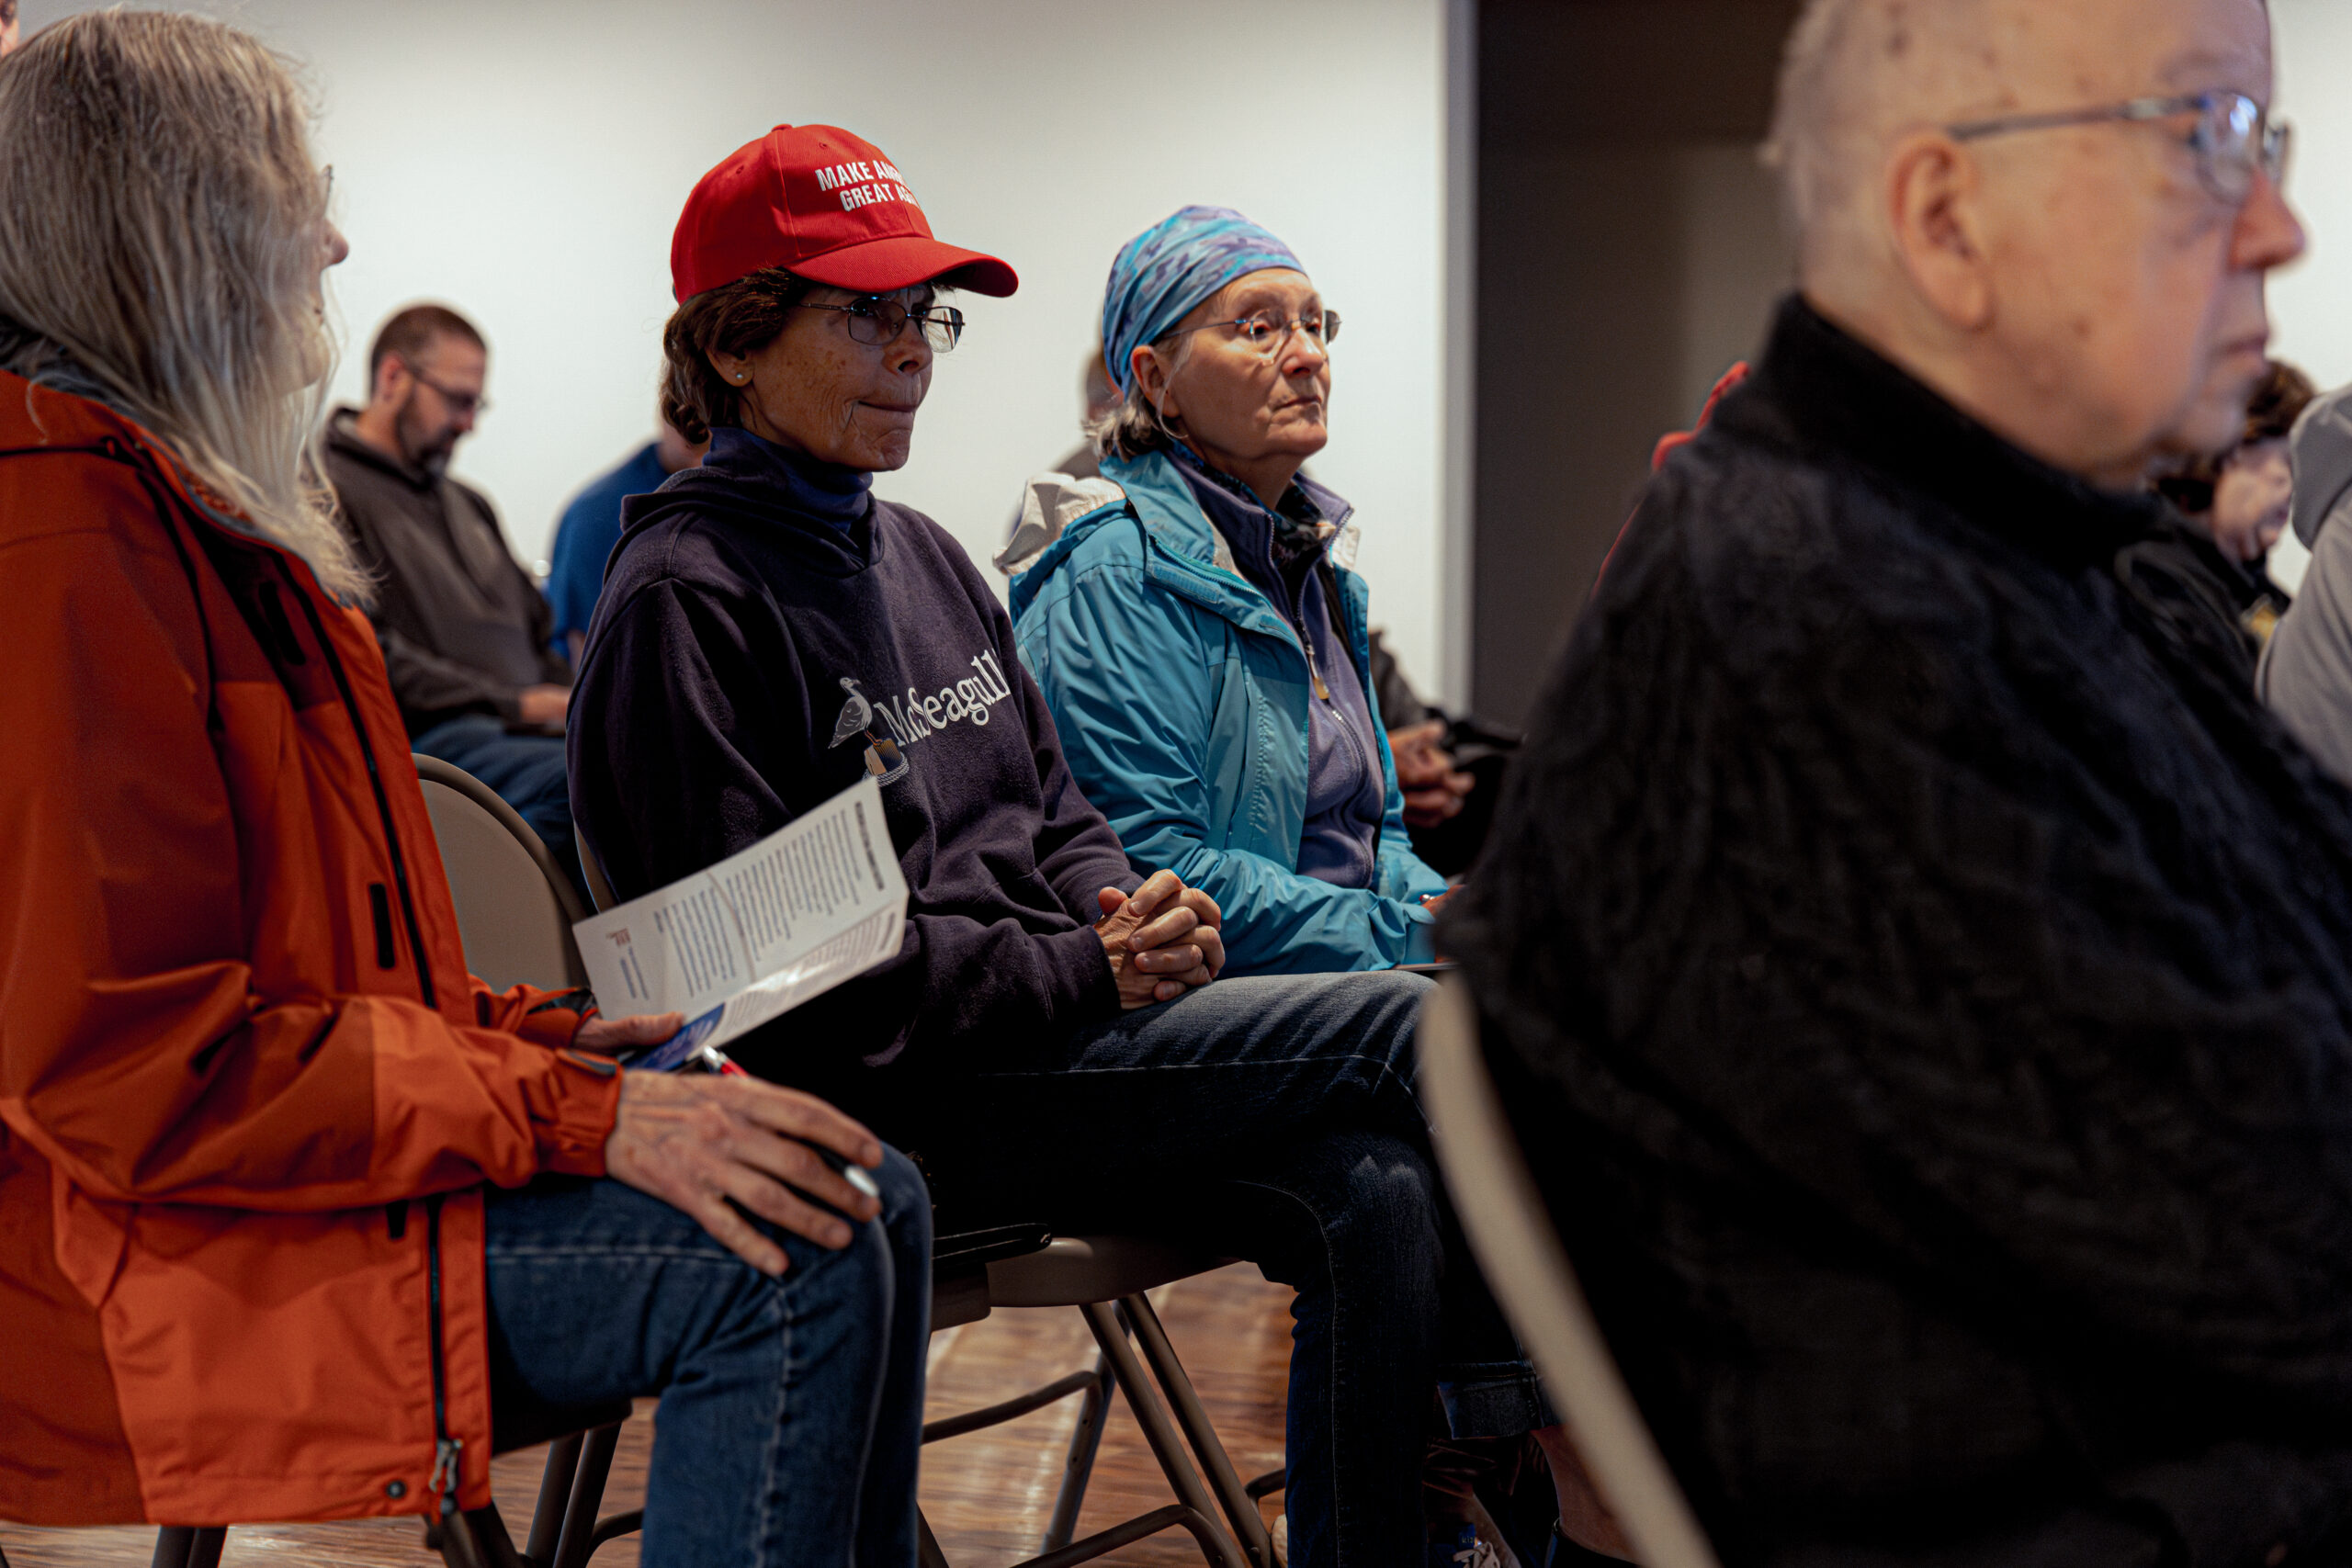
[0,374,626,1528]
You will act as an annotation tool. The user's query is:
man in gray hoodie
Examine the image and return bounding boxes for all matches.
[2258,383,2352,779]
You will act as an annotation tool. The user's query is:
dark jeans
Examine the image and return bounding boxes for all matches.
[905,970,1549,1568]
[412,713,580,891]
[482,1149,931,1568]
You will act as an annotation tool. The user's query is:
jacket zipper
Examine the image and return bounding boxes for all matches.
[289,565,454,1505]
[1286,562,1386,872]
[424,1194,461,1520]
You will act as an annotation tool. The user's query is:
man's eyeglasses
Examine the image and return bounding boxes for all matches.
[797,296,966,353]
[405,364,489,417]
[1945,90,2290,204]
[1157,309,1341,359]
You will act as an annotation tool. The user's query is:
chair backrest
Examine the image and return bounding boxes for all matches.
[413,754,589,992]
[1417,975,1724,1568]
[577,826,619,913]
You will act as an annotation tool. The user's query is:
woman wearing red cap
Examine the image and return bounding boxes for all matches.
[571,126,1567,1568]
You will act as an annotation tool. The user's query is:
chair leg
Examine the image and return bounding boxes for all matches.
[524,1430,587,1568]
[150,1527,225,1568]
[920,1507,954,1568]
[549,1421,623,1568]
[1123,1294,1278,1568]
[1041,1348,1116,1553]
[1078,1301,1251,1568]
[469,1503,528,1568]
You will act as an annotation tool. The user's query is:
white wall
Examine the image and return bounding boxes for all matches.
[2250,2,2352,592]
[21,0,1453,687]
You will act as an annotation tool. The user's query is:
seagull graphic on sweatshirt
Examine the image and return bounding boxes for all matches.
[831,677,907,783]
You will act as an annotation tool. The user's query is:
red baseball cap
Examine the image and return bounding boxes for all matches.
[670,125,1018,303]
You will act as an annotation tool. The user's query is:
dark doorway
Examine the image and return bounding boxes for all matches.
[1472,0,1803,726]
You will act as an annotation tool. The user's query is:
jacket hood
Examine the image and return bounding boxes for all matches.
[2291,384,2352,548]
[1003,447,1363,622]
[615,425,880,581]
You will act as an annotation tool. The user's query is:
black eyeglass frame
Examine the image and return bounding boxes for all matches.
[797,296,966,353]
[1153,308,1342,358]
[402,363,490,417]
[1944,89,2290,203]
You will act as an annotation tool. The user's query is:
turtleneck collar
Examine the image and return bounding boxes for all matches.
[702,424,874,534]
[1167,440,1351,548]
[1723,294,2167,576]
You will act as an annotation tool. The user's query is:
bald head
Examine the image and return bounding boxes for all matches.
[1768,0,2273,283]
[1759,0,2299,489]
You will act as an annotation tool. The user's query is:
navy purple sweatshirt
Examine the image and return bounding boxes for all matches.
[568,426,1139,1099]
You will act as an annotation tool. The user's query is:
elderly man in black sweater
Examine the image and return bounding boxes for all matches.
[1443,1,2352,1565]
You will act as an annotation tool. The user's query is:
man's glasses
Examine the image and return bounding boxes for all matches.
[1157,309,1341,359]
[406,365,489,417]
[797,296,966,353]
[1945,90,2290,204]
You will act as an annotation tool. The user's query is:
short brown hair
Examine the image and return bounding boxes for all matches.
[368,302,483,385]
[657,267,815,445]
[2155,360,2319,515]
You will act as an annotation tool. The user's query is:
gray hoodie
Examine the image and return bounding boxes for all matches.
[2259,384,2352,782]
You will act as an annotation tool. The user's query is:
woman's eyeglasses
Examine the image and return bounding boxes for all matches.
[1156,309,1340,360]
[1945,89,2290,205]
[797,296,966,353]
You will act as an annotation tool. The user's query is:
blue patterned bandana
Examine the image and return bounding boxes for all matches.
[1101,206,1305,395]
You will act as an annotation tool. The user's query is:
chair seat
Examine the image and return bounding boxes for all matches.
[492,1394,635,1455]
[983,1235,1235,1309]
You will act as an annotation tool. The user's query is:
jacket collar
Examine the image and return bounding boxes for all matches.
[0,368,333,586]
[1723,294,2167,575]
[325,406,439,491]
[1006,446,1366,648]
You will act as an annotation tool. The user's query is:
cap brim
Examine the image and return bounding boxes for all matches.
[787,233,1019,298]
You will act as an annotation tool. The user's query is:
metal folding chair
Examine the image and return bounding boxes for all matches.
[413,752,588,990]
[921,1232,1282,1568]
[1418,974,1722,1568]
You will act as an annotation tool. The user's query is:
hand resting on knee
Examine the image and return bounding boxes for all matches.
[594,1019,888,1277]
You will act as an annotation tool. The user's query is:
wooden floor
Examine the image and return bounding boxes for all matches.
[0,1264,1294,1568]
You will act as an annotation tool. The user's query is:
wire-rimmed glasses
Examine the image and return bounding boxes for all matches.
[1945,89,2290,204]
[798,296,966,353]
[1156,308,1341,359]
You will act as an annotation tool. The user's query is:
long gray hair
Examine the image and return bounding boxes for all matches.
[0,11,365,601]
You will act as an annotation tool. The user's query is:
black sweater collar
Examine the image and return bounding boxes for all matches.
[1726,295,2166,574]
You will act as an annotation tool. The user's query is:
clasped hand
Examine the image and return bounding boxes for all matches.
[1095,868,1225,1009]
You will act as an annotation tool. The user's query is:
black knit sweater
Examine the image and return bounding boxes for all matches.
[1445,297,2352,1568]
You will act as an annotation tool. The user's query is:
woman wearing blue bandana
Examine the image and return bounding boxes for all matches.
[1007,208,1444,976]
[1008,209,1624,1565]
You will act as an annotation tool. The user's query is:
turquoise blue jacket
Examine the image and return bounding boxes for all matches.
[1007,450,1445,975]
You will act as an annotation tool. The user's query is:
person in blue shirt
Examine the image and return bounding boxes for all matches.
[1005,207,1450,976]
[544,417,705,660]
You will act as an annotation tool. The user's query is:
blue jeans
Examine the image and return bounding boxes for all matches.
[412,713,579,887]
[902,970,1548,1568]
[481,1148,932,1568]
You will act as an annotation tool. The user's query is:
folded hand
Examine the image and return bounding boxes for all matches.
[1095,869,1225,1008]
